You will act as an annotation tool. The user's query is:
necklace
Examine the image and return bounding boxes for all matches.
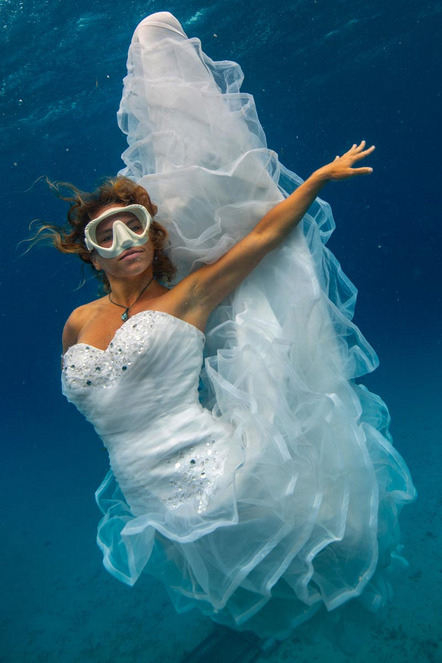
[108,274,154,321]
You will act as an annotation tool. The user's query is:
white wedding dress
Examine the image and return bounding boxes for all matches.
[62,12,416,638]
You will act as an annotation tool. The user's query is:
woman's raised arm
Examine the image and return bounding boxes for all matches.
[252,141,374,249]
[172,141,375,323]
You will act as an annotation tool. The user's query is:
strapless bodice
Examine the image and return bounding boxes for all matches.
[62,310,236,519]
[62,310,205,416]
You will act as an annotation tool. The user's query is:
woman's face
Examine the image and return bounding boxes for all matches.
[88,204,155,278]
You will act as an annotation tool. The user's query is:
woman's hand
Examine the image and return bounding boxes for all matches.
[315,140,375,181]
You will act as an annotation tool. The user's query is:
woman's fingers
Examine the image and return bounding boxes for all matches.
[345,141,363,154]
[351,166,374,175]
[353,144,375,161]
[358,143,375,154]
[335,142,373,160]
[343,142,375,162]
[347,140,375,155]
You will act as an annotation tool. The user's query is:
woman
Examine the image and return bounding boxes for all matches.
[53,13,415,641]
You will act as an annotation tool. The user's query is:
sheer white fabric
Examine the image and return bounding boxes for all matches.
[62,12,416,638]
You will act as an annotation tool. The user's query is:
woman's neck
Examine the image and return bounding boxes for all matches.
[107,270,155,307]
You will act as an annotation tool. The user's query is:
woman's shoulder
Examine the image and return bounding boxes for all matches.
[62,298,106,353]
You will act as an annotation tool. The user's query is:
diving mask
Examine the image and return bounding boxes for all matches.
[84,204,152,258]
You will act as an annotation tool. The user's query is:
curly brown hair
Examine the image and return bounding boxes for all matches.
[32,176,176,292]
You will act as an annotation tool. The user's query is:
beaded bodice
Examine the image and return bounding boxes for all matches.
[63,310,205,390]
[62,310,231,516]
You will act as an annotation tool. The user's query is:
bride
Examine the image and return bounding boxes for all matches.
[47,12,415,640]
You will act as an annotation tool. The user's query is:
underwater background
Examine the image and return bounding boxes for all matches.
[1,0,441,661]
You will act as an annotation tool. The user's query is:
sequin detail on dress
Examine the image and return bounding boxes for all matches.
[62,311,203,389]
[165,438,225,513]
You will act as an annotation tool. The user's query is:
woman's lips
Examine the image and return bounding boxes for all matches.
[119,250,142,261]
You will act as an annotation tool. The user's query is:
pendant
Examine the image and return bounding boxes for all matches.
[121,310,129,322]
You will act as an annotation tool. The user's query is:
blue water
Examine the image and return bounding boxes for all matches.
[1,1,441,661]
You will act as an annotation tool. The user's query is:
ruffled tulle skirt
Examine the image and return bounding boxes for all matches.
[95,12,416,639]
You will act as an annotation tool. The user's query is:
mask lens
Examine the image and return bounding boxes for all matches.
[95,214,146,247]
